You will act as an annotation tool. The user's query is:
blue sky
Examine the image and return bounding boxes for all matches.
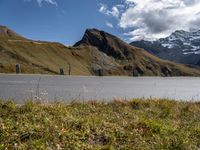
[0,0,125,45]
[1,0,200,45]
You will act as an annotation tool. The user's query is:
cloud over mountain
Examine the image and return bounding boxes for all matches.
[99,0,200,41]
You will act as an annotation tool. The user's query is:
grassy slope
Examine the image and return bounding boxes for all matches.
[0,37,92,75]
[121,45,200,76]
[0,99,200,149]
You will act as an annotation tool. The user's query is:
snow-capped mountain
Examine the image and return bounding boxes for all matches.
[130,30,200,66]
[159,30,200,55]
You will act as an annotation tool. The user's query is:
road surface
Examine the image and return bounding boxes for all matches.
[0,74,200,103]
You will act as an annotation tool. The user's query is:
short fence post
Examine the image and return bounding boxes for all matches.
[68,63,71,75]
[16,64,21,74]
[60,68,64,75]
[98,69,103,76]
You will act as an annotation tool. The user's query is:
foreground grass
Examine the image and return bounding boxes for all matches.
[0,99,200,149]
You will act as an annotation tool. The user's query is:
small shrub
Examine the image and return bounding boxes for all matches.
[130,99,141,109]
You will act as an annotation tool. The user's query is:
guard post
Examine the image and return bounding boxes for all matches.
[60,68,64,75]
[68,63,71,75]
[16,64,21,74]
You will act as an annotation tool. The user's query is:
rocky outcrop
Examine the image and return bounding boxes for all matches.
[74,29,133,60]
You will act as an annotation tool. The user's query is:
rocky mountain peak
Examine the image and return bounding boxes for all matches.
[171,30,189,37]
[74,28,106,46]
[74,28,135,60]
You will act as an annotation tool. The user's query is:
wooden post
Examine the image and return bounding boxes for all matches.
[60,68,64,75]
[16,64,21,74]
[98,69,103,76]
[133,69,139,77]
[68,63,71,75]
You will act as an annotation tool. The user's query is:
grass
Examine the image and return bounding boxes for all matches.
[0,99,200,149]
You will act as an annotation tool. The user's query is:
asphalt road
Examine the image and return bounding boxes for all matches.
[0,74,200,103]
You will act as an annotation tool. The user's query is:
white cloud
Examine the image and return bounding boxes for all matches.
[98,4,120,18]
[122,0,200,40]
[99,0,200,41]
[24,0,57,7]
[38,0,57,6]
[106,22,113,28]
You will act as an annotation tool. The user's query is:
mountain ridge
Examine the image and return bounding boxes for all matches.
[1,25,200,76]
[74,28,200,76]
[130,29,200,66]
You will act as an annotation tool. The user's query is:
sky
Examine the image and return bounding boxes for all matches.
[1,0,200,45]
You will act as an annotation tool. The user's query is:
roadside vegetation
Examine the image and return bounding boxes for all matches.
[0,99,200,149]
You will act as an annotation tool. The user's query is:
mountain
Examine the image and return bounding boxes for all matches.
[1,25,200,76]
[130,30,200,66]
[74,28,200,76]
[74,29,136,60]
